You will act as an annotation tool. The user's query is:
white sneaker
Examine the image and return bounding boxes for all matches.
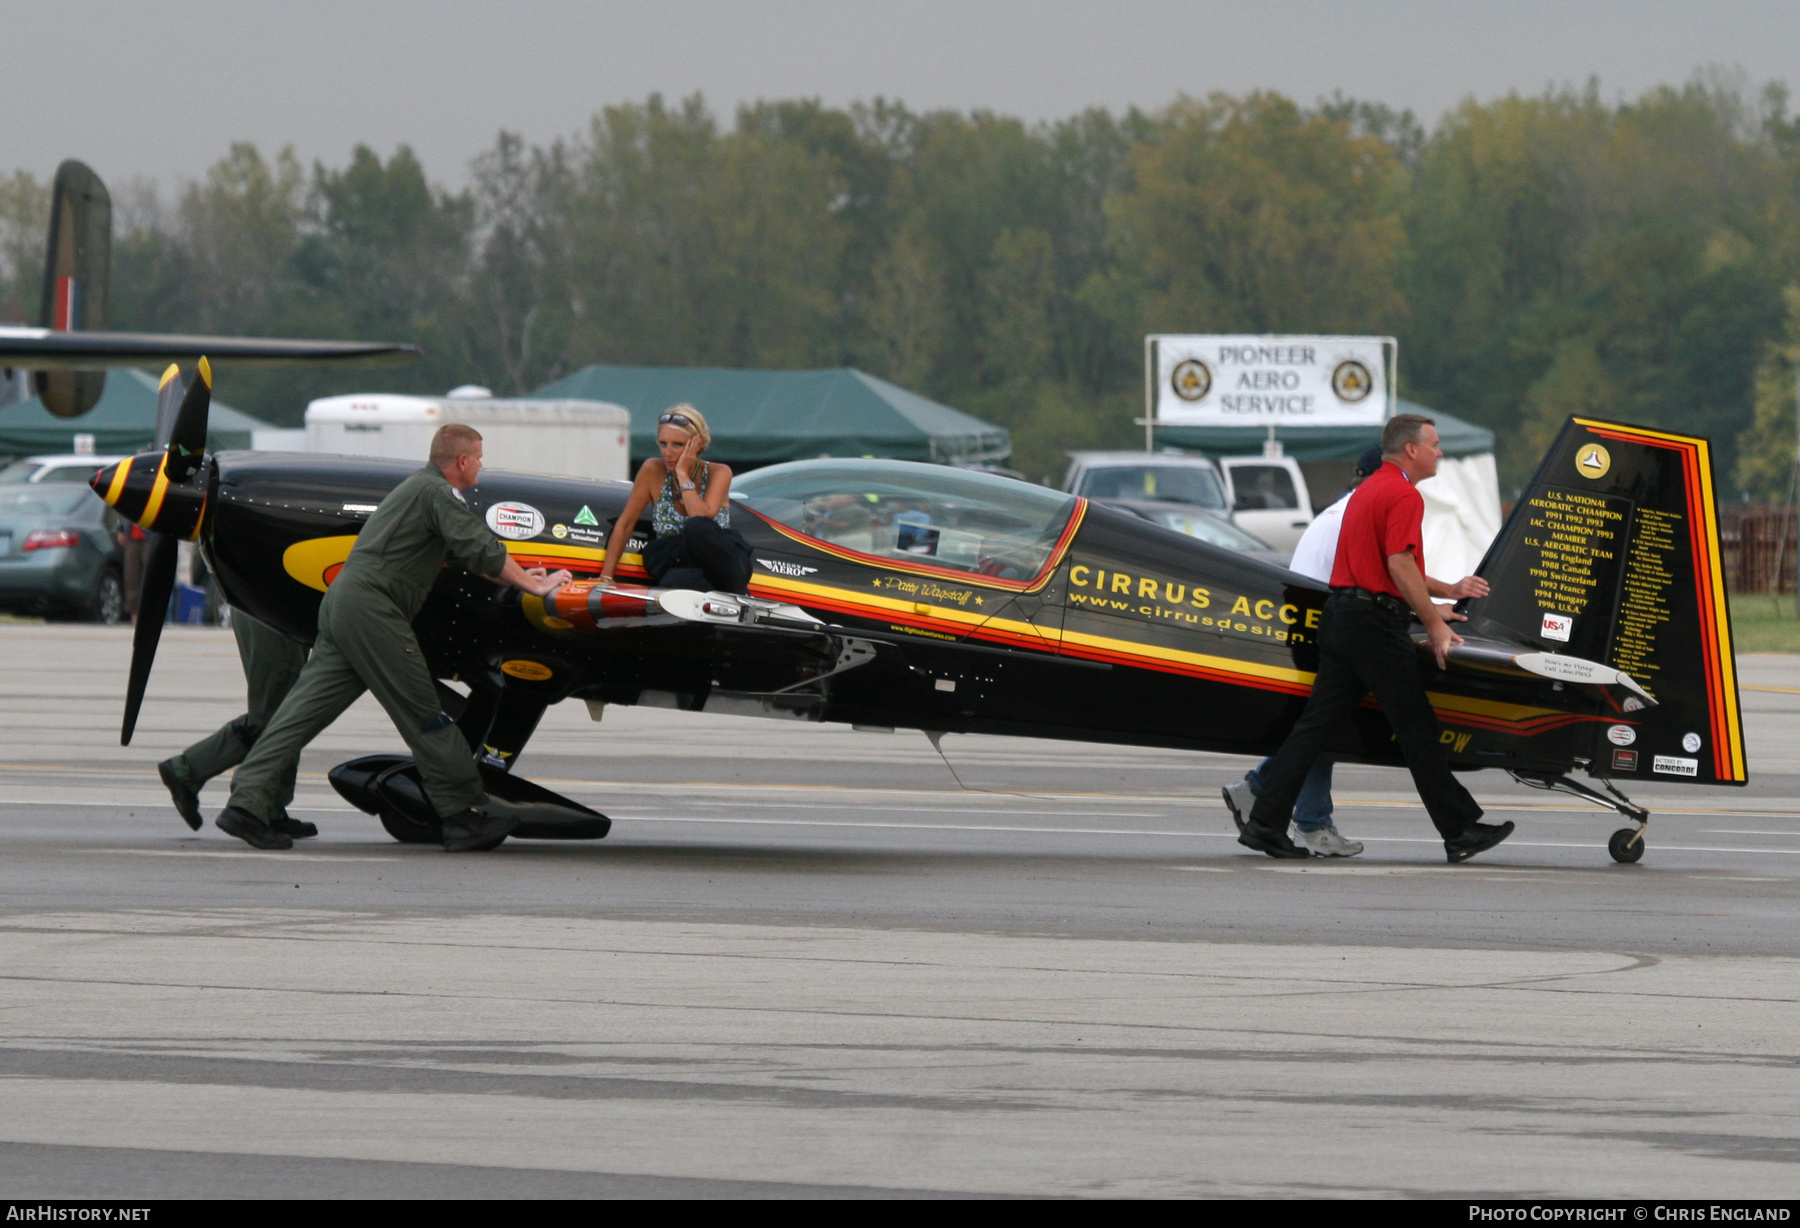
[1221,779,1255,833]
[1298,825,1364,857]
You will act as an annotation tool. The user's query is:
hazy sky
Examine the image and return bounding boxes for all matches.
[6,0,1798,189]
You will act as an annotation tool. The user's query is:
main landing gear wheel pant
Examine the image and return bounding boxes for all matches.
[227,587,485,823]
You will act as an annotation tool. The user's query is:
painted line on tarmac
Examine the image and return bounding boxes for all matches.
[18,800,364,812]
[680,800,1159,817]
[8,790,1800,825]
[611,814,1800,855]
[94,849,397,862]
[611,813,1225,838]
[5,763,1800,819]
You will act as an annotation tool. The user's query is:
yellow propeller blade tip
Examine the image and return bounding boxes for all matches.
[158,364,179,389]
[196,356,212,387]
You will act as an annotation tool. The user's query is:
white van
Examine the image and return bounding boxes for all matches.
[304,388,632,481]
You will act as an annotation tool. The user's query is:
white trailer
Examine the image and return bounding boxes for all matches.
[303,388,632,482]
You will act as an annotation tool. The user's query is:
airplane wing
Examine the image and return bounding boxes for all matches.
[0,326,419,370]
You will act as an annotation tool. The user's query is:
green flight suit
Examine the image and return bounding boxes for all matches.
[227,464,509,823]
[167,612,309,807]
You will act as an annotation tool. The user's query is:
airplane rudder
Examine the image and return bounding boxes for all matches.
[35,160,111,418]
[1471,417,1745,784]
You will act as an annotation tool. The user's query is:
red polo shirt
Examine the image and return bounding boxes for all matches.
[1329,461,1423,597]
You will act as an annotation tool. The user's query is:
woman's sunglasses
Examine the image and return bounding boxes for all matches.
[658,413,695,429]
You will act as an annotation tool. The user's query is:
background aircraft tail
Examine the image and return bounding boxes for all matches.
[1465,416,1746,785]
[35,160,111,418]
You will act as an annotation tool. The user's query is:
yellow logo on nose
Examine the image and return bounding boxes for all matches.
[1575,443,1611,479]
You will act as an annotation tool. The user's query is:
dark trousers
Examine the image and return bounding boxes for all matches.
[1247,594,1482,840]
[169,613,308,807]
[229,587,486,822]
[644,517,754,592]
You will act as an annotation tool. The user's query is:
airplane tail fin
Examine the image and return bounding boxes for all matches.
[1467,417,1746,785]
[35,159,110,418]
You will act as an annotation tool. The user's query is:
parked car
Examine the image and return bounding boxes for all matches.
[1063,451,1232,511]
[1062,450,1315,552]
[0,454,129,622]
[1100,499,1290,567]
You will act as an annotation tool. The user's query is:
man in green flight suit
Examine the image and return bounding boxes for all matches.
[215,423,571,852]
[158,612,314,837]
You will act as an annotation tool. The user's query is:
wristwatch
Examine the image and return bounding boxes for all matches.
[680,479,696,491]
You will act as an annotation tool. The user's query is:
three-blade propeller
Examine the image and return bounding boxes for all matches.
[120,358,211,745]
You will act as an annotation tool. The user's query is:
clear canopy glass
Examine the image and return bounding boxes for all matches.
[733,459,1078,582]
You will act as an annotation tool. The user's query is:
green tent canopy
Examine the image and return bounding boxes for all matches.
[0,368,275,457]
[1149,399,1494,459]
[527,365,1010,467]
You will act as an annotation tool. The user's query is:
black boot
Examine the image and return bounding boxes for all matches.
[440,807,518,852]
[270,810,319,839]
[158,759,203,831]
[215,806,294,850]
[1445,820,1515,864]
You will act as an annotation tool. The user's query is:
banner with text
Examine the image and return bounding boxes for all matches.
[1148,335,1395,427]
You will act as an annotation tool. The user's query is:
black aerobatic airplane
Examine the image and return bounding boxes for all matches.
[91,361,1743,862]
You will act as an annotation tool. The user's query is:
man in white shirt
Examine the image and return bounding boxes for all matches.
[1220,446,1488,856]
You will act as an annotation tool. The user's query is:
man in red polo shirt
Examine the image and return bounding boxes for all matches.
[1240,414,1517,863]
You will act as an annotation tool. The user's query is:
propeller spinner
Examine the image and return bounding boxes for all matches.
[90,358,213,744]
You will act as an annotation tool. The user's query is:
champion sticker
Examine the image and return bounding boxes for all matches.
[485,501,545,540]
[1605,724,1636,746]
[1575,443,1611,480]
[1540,612,1572,642]
[1653,755,1698,777]
[1681,732,1703,754]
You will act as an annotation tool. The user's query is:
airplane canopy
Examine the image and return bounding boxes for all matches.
[0,368,274,457]
[527,365,1010,468]
[734,458,1075,582]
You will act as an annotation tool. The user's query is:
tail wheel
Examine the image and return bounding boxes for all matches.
[1608,827,1646,864]
[378,808,440,845]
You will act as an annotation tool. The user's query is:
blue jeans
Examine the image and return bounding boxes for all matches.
[1246,757,1335,831]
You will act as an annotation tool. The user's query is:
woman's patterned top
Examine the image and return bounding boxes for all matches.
[652,460,729,535]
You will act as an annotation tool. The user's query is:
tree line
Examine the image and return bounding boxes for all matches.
[4,76,1800,494]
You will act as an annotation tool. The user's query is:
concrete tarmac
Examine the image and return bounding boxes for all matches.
[1,624,1798,1198]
